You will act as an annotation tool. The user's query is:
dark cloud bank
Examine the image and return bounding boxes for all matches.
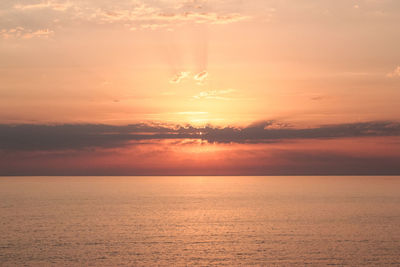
[1,120,400,175]
[1,120,400,151]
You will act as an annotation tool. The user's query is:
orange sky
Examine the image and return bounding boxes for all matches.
[1,0,400,175]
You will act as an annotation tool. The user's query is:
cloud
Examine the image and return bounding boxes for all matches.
[1,120,400,151]
[310,96,324,101]
[14,1,72,11]
[194,71,208,84]
[211,120,400,144]
[177,0,207,10]
[1,120,400,175]
[387,66,400,78]
[176,111,208,115]
[0,123,183,151]
[163,12,249,25]
[0,27,53,40]
[193,89,235,100]
[170,71,191,83]
[170,71,209,85]
[3,0,250,36]
[100,10,249,30]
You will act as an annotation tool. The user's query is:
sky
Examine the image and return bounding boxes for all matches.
[1,0,400,175]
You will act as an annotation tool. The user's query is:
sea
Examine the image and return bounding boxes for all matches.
[0,176,399,266]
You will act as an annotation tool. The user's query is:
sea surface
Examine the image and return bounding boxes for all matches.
[0,176,399,266]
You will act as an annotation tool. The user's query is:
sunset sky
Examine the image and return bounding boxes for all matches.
[1,0,400,175]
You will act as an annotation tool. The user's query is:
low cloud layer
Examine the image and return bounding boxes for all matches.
[1,120,400,151]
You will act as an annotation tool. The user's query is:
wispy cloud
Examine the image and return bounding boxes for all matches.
[193,89,235,100]
[170,71,209,84]
[176,111,208,115]
[0,27,53,40]
[387,66,400,78]
[194,71,208,84]
[14,1,73,11]
[170,71,191,83]
[158,12,249,25]
[3,0,250,36]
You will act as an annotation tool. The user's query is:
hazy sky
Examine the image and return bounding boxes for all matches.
[1,0,400,175]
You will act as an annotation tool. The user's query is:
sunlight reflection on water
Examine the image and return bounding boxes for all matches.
[0,176,399,266]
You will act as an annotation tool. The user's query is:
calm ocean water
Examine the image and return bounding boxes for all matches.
[0,176,399,266]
